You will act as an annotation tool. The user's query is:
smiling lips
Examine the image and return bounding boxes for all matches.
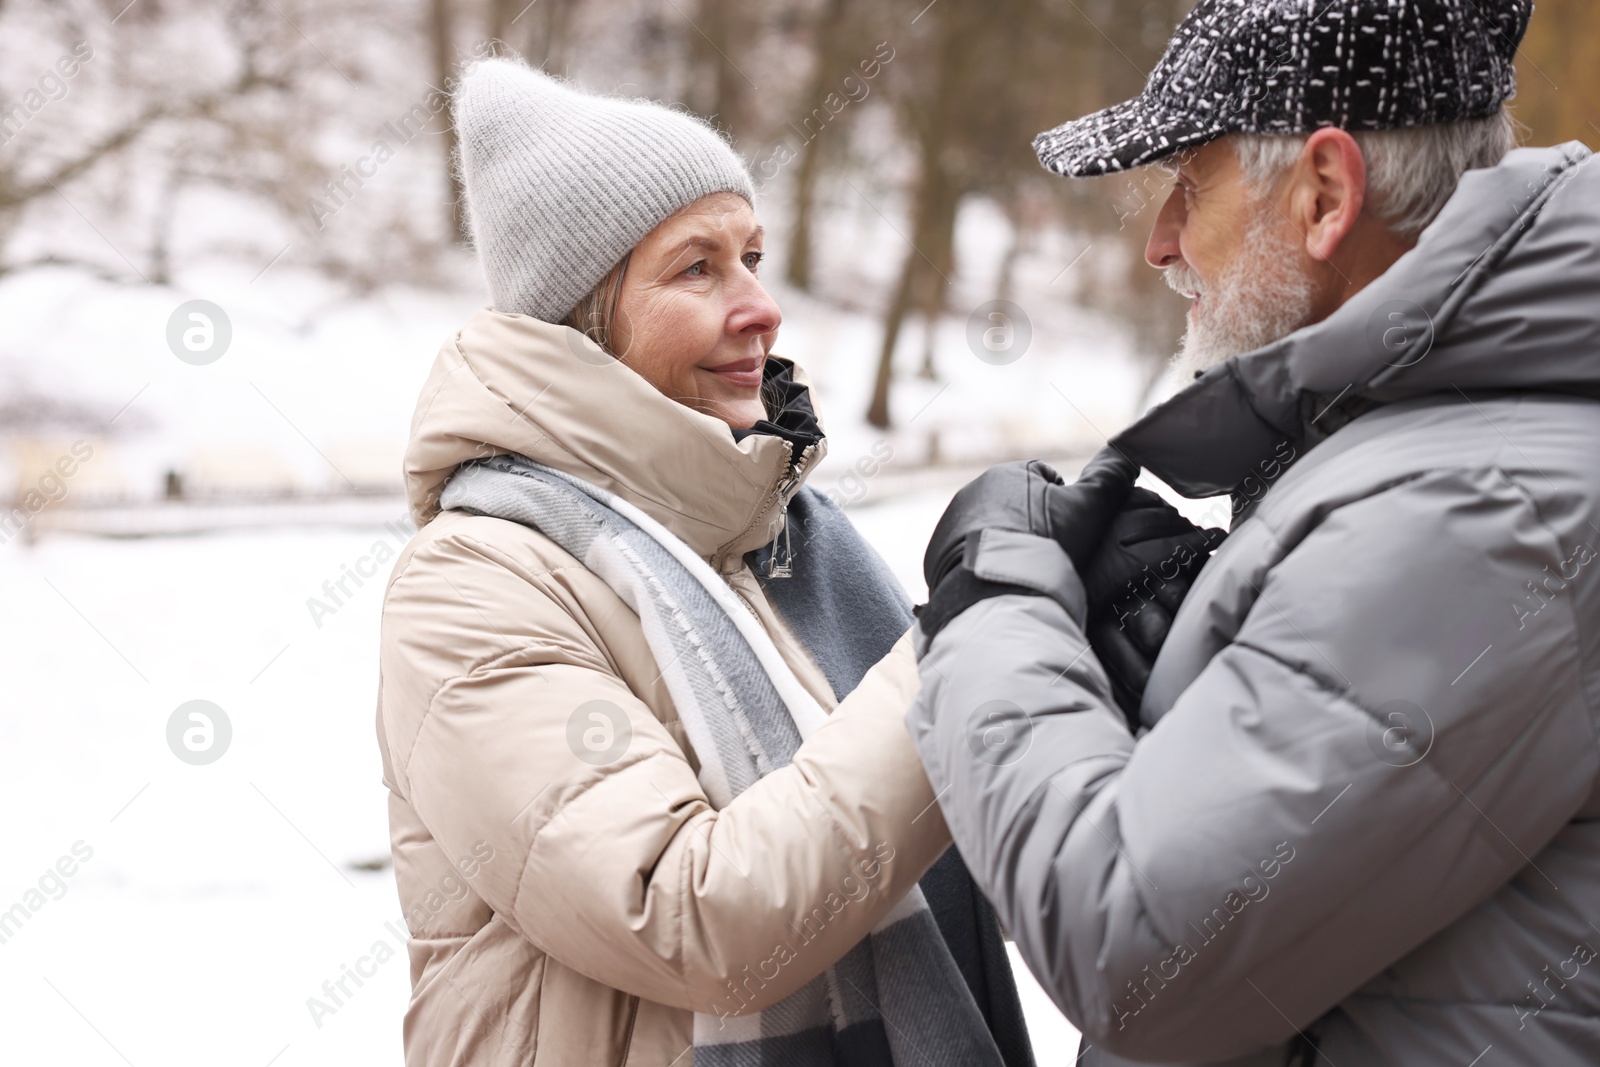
[704,355,765,390]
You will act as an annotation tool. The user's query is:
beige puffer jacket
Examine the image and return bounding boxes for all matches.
[376,309,953,1066]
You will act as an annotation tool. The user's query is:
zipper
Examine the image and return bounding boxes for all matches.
[710,441,817,576]
[764,444,812,579]
[765,469,800,578]
[618,994,639,1065]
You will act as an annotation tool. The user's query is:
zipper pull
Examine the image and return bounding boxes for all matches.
[764,443,811,580]
[766,492,794,578]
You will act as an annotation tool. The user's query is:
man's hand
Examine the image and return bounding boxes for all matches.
[1081,488,1225,728]
[918,448,1138,642]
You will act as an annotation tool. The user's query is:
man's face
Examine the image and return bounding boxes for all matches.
[1145,138,1322,381]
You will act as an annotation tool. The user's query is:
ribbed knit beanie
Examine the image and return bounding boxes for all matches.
[453,59,756,324]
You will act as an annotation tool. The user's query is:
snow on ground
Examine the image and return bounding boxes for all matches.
[0,526,406,1065]
[0,262,479,496]
[0,491,1086,1065]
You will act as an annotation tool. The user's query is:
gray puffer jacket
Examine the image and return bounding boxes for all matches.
[908,141,1600,1065]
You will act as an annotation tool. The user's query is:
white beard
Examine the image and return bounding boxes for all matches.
[1164,209,1316,383]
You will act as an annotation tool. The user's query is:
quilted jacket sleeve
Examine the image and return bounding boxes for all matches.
[379,518,951,1016]
[907,468,1598,1061]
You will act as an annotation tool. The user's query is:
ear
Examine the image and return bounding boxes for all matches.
[1287,127,1367,262]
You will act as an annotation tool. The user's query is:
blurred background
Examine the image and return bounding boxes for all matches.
[0,0,1593,1063]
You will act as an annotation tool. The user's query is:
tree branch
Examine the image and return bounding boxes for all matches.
[0,65,271,212]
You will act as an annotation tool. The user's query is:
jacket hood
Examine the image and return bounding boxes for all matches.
[403,308,828,565]
[1114,142,1600,497]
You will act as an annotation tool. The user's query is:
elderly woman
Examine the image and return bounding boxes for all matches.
[376,60,1033,1067]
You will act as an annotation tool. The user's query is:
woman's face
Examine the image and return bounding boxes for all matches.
[611,193,781,430]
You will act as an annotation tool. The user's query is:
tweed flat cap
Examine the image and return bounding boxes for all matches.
[1035,0,1532,177]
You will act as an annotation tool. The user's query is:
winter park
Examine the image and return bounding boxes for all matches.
[2,1,1599,1065]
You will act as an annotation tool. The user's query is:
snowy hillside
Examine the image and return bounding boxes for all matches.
[0,188,1150,507]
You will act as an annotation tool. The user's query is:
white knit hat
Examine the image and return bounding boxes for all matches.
[453,59,756,324]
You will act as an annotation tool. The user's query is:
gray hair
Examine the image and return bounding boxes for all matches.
[1231,110,1517,239]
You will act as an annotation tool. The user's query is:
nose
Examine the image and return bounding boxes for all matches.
[1145,185,1186,269]
[729,272,782,338]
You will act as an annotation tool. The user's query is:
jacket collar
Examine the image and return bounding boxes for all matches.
[1113,142,1598,498]
[404,308,828,566]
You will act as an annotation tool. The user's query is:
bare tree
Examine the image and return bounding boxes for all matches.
[485,0,521,48]
[487,0,581,70]
[0,58,288,277]
[430,0,467,242]
[682,0,756,140]
[865,128,960,426]
[784,0,854,291]
[865,0,1007,428]
[863,0,1197,427]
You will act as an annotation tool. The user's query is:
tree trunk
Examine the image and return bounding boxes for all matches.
[865,0,980,425]
[147,164,184,286]
[785,130,822,290]
[866,47,965,425]
[994,190,1024,305]
[866,146,959,423]
[784,0,850,290]
[429,0,467,243]
[487,0,577,68]
[486,0,516,49]
[533,0,580,71]
[914,182,958,379]
[687,0,750,138]
[866,242,919,428]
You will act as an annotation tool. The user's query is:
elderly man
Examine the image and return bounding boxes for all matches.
[908,0,1600,1064]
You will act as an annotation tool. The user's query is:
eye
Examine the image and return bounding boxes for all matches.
[682,260,706,277]
[743,251,764,271]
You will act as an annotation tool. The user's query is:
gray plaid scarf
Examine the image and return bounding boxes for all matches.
[440,453,1006,1067]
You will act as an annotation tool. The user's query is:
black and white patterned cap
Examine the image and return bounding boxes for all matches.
[1034,0,1532,178]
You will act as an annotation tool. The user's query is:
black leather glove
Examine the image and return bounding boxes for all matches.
[1082,488,1226,728]
[918,448,1138,641]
